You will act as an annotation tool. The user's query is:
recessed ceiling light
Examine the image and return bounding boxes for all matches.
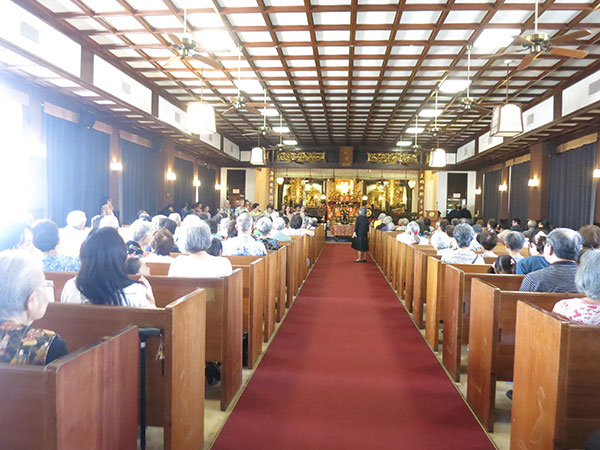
[260,108,279,116]
[419,109,442,118]
[406,127,424,134]
[439,79,471,93]
[473,28,520,51]
[283,139,297,145]
[273,126,290,133]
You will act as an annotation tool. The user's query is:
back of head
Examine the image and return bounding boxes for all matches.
[130,219,152,243]
[529,231,547,255]
[151,228,175,256]
[256,217,273,237]
[438,219,449,232]
[450,218,459,226]
[184,222,211,253]
[527,219,537,229]
[359,206,367,216]
[547,228,582,261]
[32,219,60,252]
[91,215,102,229]
[66,210,86,229]
[579,224,600,249]
[236,213,253,233]
[473,224,483,234]
[206,238,223,257]
[0,250,44,320]
[0,221,29,251]
[152,215,167,232]
[479,230,498,251]
[273,217,286,231]
[512,217,521,226]
[77,227,133,305]
[446,225,454,238]
[487,219,497,230]
[378,213,386,220]
[182,214,201,228]
[161,218,177,235]
[399,218,409,227]
[406,221,420,235]
[385,222,395,231]
[99,215,119,229]
[168,213,181,225]
[227,220,237,238]
[453,223,475,248]
[494,255,516,274]
[504,231,525,252]
[207,219,218,235]
[576,250,600,299]
[383,216,393,225]
[290,214,303,229]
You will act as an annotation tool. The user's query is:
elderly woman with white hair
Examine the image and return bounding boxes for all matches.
[0,250,68,365]
[382,216,395,232]
[553,250,600,325]
[396,221,429,245]
[255,217,280,251]
[126,219,153,256]
[99,215,119,230]
[222,213,267,257]
[351,206,369,262]
[270,217,292,242]
[59,210,87,256]
[168,222,232,278]
[440,223,485,264]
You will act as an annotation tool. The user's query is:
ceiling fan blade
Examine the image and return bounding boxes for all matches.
[550,29,591,46]
[246,106,262,115]
[164,54,182,67]
[472,105,493,114]
[478,50,525,59]
[247,103,270,108]
[512,35,534,46]
[222,106,235,115]
[191,54,221,69]
[517,52,540,71]
[549,47,588,59]
[168,33,183,47]
[242,131,259,136]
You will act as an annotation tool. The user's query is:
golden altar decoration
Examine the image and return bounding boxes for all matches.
[277,152,325,163]
[325,179,364,225]
[365,180,408,211]
[367,153,419,164]
[281,178,324,207]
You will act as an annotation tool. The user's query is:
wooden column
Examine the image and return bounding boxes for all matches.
[158,138,175,209]
[528,143,549,221]
[475,171,483,217]
[500,165,510,220]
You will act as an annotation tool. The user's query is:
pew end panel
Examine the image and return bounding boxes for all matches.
[425,256,443,351]
[0,326,139,450]
[412,248,439,329]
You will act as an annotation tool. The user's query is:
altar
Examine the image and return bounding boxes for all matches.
[331,224,354,240]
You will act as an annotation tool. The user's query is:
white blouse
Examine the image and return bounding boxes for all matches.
[168,254,233,278]
[61,277,154,308]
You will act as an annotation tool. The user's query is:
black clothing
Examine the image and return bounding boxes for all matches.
[47,336,69,364]
[447,209,460,221]
[351,216,369,252]
[510,225,522,232]
[459,208,472,219]
[376,223,386,231]
[126,240,143,256]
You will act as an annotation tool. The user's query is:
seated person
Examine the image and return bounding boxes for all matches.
[376,216,392,231]
[440,223,485,265]
[487,255,516,274]
[126,219,152,256]
[372,213,385,229]
[516,232,550,275]
[469,224,483,251]
[61,228,155,307]
[144,228,175,262]
[207,238,223,257]
[0,250,68,365]
[301,216,315,237]
[31,219,80,272]
[284,214,304,236]
[99,215,119,230]
[125,256,150,276]
[222,213,267,257]
[59,210,87,256]
[430,220,451,250]
[579,224,600,260]
[169,222,232,277]
[553,250,600,325]
[478,230,499,257]
[396,221,428,245]
[0,221,34,252]
[255,217,280,251]
[504,231,526,262]
[520,228,581,293]
[270,217,292,242]
[396,218,409,232]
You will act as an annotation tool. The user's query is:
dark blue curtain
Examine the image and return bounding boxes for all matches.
[509,161,530,223]
[197,165,216,211]
[121,139,158,224]
[174,157,194,210]
[548,143,597,229]
[482,169,502,222]
[45,114,109,226]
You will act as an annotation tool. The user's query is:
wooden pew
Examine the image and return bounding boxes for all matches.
[404,244,435,310]
[395,240,407,294]
[412,247,440,328]
[34,289,206,450]
[0,326,139,450]
[274,245,288,322]
[386,232,402,282]
[278,240,296,308]
[425,256,444,351]
[511,302,600,450]
[442,265,512,382]
[467,280,579,431]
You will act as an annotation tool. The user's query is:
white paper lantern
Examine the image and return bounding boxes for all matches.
[490,104,523,137]
[187,102,216,135]
[429,148,447,168]
[250,147,265,165]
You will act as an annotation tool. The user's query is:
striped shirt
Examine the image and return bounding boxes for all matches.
[519,260,578,293]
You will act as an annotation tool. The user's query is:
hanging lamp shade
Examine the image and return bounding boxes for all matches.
[250,146,265,165]
[187,102,216,135]
[429,148,447,168]
[490,104,523,137]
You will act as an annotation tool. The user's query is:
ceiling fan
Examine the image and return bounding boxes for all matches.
[222,50,270,115]
[242,92,288,136]
[165,8,224,69]
[458,46,502,114]
[482,0,590,71]
[265,116,294,151]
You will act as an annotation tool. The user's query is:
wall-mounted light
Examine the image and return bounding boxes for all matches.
[276,176,285,185]
[594,169,600,179]
[166,170,177,181]
[215,183,222,190]
[110,161,123,172]
[474,187,482,195]
[527,176,539,187]
[193,178,201,187]
[407,180,417,189]
[498,183,507,192]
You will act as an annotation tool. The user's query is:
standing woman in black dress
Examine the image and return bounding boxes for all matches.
[352,206,369,262]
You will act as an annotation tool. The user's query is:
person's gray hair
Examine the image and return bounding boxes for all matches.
[576,250,600,298]
[218,217,230,231]
[399,218,409,226]
[0,250,44,319]
[99,215,119,229]
[527,219,537,229]
[359,206,367,216]
[273,217,286,231]
[406,221,420,235]
[256,217,273,237]
[236,212,253,233]
[383,216,393,225]
[453,223,475,248]
[547,228,582,261]
[504,231,525,252]
[385,222,395,231]
[184,222,211,253]
[378,213,386,220]
[168,213,181,225]
[182,214,201,228]
[66,210,86,229]
[152,214,167,232]
[130,219,152,242]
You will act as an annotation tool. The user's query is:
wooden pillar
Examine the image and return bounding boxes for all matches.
[475,171,483,217]
[500,165,509,220]
[528,143,549,221]
[158,138,175,209]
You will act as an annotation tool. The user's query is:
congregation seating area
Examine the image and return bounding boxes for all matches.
[370,229,598,449]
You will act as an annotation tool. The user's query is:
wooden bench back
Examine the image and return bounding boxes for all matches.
[511,302,600,450]
[404,244,436,310]
[0,326,139,450]
[33,289,206,450]
[412,248,441,328]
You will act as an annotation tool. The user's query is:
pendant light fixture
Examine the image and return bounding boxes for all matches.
[188,65,216,135]
[429,91,447,168]
[490,61,523,137]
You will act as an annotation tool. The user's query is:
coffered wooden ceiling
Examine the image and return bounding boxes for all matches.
[19,0,600,153]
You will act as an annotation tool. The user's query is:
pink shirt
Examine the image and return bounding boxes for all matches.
[552,298,600,326]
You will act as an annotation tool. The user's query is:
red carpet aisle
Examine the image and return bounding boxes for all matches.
[212,244,494,450]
